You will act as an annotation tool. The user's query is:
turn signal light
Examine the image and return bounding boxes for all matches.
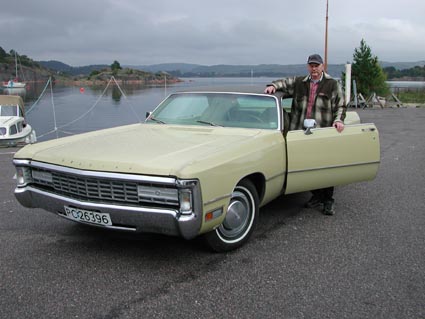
[205,208,223,222]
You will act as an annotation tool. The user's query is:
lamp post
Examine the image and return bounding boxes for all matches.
[324,0,329,72]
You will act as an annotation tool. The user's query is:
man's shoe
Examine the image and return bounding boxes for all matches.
[304,196,323,208]
[323,201,335,215]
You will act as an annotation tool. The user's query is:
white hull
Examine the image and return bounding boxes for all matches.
[0,124,36,147]
[3,52,26,89]
[0,95,36,147]
[2,81,26,89]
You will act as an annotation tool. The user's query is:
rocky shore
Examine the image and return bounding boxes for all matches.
[0,62,182,87]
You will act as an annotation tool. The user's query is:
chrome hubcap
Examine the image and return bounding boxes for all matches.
[219,190,250,238]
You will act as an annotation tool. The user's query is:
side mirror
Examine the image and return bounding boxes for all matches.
[303,119,317,135]
[146,111,152,119]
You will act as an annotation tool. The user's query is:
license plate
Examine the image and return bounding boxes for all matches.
[64,206,112,226]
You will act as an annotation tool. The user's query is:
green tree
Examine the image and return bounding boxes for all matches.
[351,39,389,96]
[383,66,400,79]
[89,70,101,77]
[384,65,425,80]
[0,46,7,62]
[110,60,122,75]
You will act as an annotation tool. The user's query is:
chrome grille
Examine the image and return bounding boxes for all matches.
[31,168,178,207]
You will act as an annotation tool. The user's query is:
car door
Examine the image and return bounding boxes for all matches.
[284,123,380,194]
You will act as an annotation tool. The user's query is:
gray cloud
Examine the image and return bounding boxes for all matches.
[1,0,424,66]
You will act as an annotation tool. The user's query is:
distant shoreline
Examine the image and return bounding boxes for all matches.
[53,77,184,86]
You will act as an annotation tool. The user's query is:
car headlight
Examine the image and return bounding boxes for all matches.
[137,179,198,215]
[15,166,32,186]
[179,189,193,214]
[137,185,179,204]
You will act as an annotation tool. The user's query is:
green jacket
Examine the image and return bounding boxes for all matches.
[270,73,346,130]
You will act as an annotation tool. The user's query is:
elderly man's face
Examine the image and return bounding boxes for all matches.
[307,63,324,80]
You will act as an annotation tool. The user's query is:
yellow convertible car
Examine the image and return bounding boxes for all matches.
[13,91,380,251]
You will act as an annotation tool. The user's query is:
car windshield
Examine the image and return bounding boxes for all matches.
[146,92,279,129]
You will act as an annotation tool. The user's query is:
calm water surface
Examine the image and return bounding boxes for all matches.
[9,77,272,142]
[2,77,424,142]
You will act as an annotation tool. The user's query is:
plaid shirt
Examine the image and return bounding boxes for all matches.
[306,81,319,118]
[270,72,346,130]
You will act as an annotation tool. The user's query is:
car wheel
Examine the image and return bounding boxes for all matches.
[204,179,259,252]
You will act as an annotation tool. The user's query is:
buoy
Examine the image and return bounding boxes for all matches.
[79,87,85,93]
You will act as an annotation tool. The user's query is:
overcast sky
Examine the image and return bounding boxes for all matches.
[1,0,424,67]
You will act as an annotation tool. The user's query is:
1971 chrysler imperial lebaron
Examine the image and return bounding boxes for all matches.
[13,91,380,251]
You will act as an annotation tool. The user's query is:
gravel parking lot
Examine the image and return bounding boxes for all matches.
[0,107,424,319]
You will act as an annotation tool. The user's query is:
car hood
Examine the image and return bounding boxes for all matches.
[15,123,264,177]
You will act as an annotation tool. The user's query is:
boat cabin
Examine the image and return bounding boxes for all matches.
[0,95,35,146]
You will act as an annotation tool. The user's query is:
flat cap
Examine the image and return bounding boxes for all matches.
[307,54,323,65]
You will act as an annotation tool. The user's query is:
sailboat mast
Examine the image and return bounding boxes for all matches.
[15,52,18,79]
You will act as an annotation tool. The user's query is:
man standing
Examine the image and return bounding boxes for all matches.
[264,53,346,215]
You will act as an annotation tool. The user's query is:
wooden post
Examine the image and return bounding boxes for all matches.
[391,93,403,107]
[324,0,329,72]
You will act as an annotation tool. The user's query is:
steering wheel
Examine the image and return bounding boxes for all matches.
[245,114,264,123]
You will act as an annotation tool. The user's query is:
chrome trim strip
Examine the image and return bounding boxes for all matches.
[204,171,286,206]
[286,123,377,133]
[13,159,31,165]
[203,171,286,206]
[288,160,381,173]
[14,160,177,185]
[25,186,180,215]
[265,171,286,182]
[204,194,231,206]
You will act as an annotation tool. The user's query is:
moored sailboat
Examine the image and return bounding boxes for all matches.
[2,52,26,89]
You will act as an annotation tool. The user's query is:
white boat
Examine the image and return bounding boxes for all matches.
[2,52,26,89]
[0,95,36,147]
[2,80,26,89]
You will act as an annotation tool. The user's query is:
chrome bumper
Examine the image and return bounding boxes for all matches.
[14,186,201,240]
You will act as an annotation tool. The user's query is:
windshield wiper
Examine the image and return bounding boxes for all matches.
[148,116,166,124]
[196,120,222,127]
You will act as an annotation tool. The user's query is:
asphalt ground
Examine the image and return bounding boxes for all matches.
[0,107,424,319]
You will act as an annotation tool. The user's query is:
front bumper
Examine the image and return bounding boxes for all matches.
[15,186,201,240]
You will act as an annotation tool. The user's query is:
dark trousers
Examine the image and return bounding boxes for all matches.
[311,187,334,202]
